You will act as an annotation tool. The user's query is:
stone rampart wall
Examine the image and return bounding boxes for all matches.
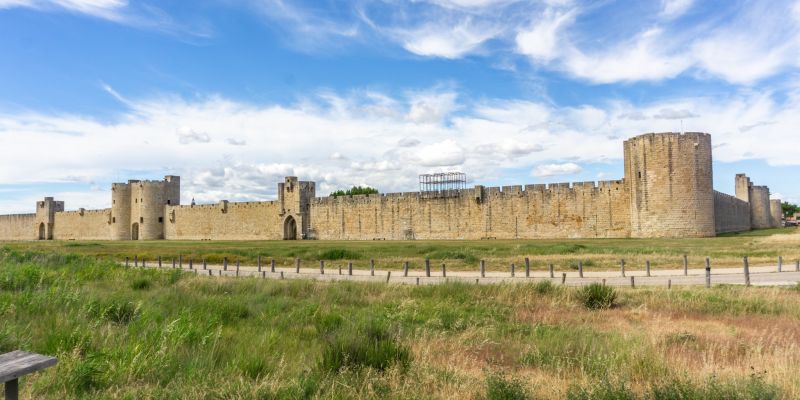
[52,209,112,240]
[164,201,284,240]
[713,191,751,234]
[0,214,36,241]
[308,180,631,240]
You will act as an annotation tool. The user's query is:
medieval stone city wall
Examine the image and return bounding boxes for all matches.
[0,133,777,241]
[0,214,36,241]
[52,209,112,240]
[308,180,631,240]
[164,201,285,240]
[713,191,751,234]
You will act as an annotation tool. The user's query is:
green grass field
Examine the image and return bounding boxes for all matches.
[3,227,798,273]
[2,244,800,399]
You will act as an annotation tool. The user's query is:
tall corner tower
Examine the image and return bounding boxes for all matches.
[110,182,133,240]
[624,132,715,237]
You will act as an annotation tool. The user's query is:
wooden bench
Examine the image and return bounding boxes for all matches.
[0,351,57,400]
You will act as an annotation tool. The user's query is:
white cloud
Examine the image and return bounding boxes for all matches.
[514,8,575,62]
[0,0,211,38]
[653,108,699,119]
[1,85,800,213]
[396,19,501,58]
[531,162,582,177]
[226,137,247,146]
[177,127,211,144]
[660,0,694,18]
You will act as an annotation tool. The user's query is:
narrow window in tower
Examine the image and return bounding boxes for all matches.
[112,217,116,223]
[638,171,642,179]
[158,217,163,223]
[135,198,138,203]
[167,199,171,205]
[113,200,115,204]
[140,217,144,223]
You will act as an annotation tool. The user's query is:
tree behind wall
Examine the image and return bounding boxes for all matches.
[782,202,799,217]
[330,186,379,197]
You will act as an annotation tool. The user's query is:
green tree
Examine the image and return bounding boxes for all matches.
[330,186,379,197]
[782,201,799,217]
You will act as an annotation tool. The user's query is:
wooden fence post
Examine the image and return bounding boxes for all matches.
[125,257,129,267]
[442,263,446,277]
[370,259,375,276]
[348,261,353,276]
[743,256,751,287]
[578,261,583,278]
[416,277,420,285]
[525,257,530,278]
[134,255,138,268]
[320,260,325,275]
[296,258,300,274]
[778,256,783,272]
[142,258,146,268]
[270,258,275,273]
[179,255,182,269]
[425,258,431,277]
[386,271,391,283]
[188,258,193,270]
[158,256,162,268]
[511,263,515,277]
[796,259,800,272]
[257,256,262,272]
[549,263,554,278]
[171,257,175,269]
[280,271,284,280]
[620,259,625,277]
[480,260,485,278]
[630,276,635,288]
[705,257,711,288]
[404,261,409,277]
[203,258,207,270]
[561,272,566,285]
[668,279,672,289]
[683,254,688,276]
[646,260,651,277]
[223,257,228,271]
[236,258,240,276]
[338,265,342,275]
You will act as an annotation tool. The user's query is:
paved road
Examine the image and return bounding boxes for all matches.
[131,259,800,287]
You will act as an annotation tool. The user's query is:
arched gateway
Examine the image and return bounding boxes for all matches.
[283,216,297,240]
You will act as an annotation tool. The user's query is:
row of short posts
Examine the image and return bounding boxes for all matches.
[124,254,799,288]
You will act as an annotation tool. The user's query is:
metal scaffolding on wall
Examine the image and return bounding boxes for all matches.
[419,172,467,198]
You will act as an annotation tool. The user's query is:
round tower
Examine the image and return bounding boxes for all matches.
[110,183,132,240]
[138,181,166,240]
[624,132,715,237]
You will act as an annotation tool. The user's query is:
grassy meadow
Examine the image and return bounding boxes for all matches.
[2,245,800,399]
[2,227,799,273]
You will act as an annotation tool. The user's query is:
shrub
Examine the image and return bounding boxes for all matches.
[319,321,410,373]
[566,379,635,400]
[317,248,361,260]
[484,373,529,400]
[576,283,617,310]
[130,278,151,290]
[86,300,140,324]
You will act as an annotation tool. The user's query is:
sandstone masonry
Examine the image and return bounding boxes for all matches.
[0,132,784,241]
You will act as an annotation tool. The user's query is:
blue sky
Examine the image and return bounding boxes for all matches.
[1,0,799,213]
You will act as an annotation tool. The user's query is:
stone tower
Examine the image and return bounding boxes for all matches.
[111,176,180,240]
[35,197,64,240]
[770,199,783,228]
[735,174,773,229]
[278,176,315,239]
[624,132,715,237]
